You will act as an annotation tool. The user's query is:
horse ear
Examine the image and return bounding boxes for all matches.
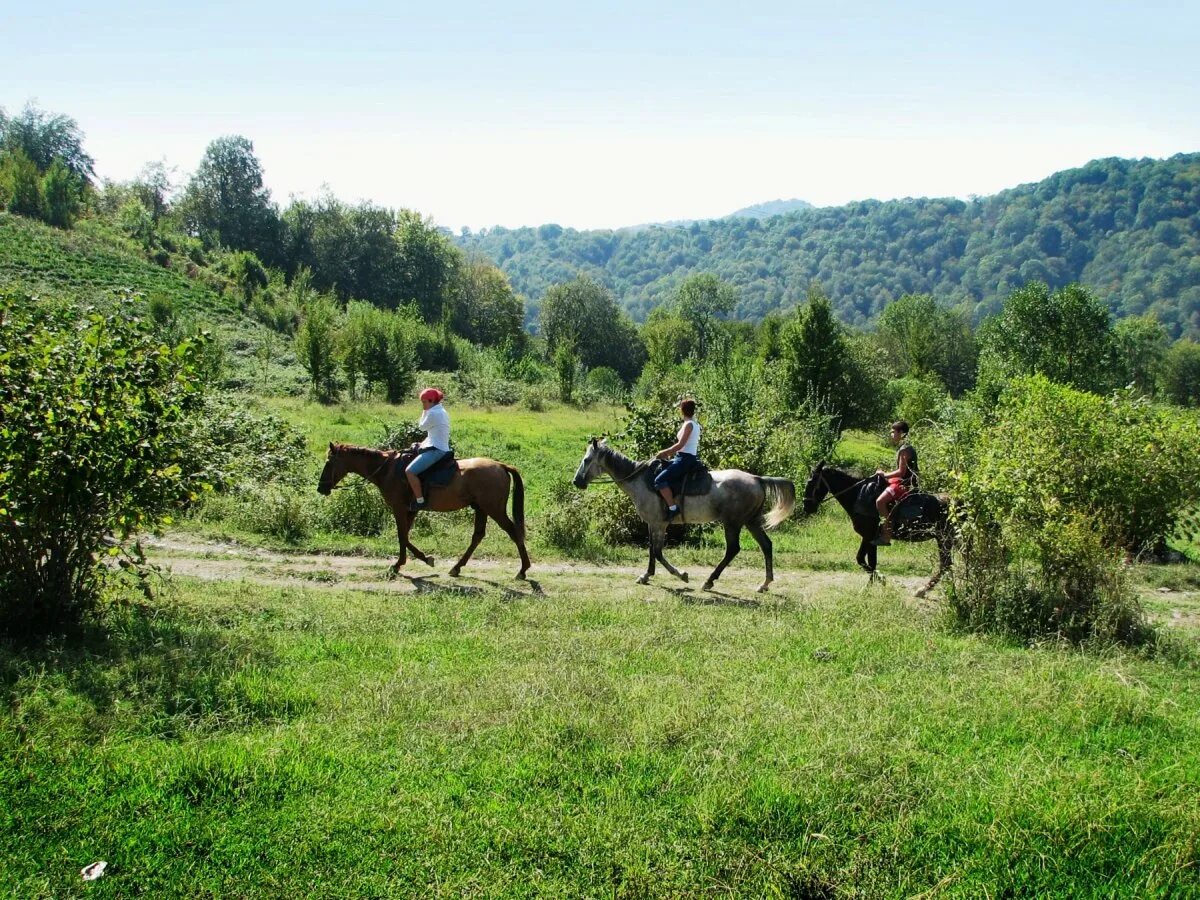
[589,436,598,447]
[816,460,825,471]
[329,441,335,451]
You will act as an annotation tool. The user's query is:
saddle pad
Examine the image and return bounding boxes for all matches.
[895,492,936,521]
[423,453,458,487]
[853,475,886,518]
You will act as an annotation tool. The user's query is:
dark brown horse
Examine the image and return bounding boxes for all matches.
[317,442,530,579]
[802,462,954,598]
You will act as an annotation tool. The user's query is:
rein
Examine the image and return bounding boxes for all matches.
[811,470,871,507]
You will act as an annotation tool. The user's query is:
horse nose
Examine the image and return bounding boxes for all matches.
[573,477,586,489]
[317,482,331,496]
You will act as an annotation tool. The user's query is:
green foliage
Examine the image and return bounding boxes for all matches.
[887,374,950,427]
[1114,314,1170,395]
[539,275,646,383]
[554,343,577,403]
[337,301,418,403]
[38,158,81,228]
[780,286,889,431]
[0,102,95,183]
[976,282,1119,400]
[929,377,1200,644]
[295,294,341,402]
[186,392,309,492]
[448,256,526,349]
[671,272,737,356]
[0,294,207,633]
[1159,340,1200,407]
[874,293,977,394]
[0,149,43,218]
[458,154,1200,338]
[585,366,626,403]
[181,135,280,264]
[223,250,269,305]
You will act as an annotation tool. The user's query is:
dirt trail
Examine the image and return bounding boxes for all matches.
[140,536,1200,629]
[141,535,929,600]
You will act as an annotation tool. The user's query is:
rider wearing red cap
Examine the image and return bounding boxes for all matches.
[406,387,450,511]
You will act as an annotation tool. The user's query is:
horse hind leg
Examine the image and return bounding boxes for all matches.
[745,520,774,593]
[915,531,953,599]
[703,523,742,591]
[487,506,531,580]
[655,534,688,584]
[449,507,487,577]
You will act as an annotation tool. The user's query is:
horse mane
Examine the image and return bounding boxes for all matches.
[597,442,643,479]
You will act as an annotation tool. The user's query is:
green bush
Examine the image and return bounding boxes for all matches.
[318,478,391,537]
[0,294,207,633]
[928,376,1200,645]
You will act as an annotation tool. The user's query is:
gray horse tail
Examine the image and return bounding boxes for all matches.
[759,477,796,529]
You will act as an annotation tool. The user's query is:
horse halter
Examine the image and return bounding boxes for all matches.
[324,451,393,491]
[810,469,868,508]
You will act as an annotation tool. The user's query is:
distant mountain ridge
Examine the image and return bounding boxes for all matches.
[728,198,815,219]
[457,154,1200,337]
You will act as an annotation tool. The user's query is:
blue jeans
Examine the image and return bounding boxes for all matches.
[653,453,698,491]
[406,447,449,477]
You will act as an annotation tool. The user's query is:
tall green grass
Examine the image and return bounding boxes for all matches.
[2,575,1197,896]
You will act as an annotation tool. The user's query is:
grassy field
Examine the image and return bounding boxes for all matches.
[3,568,1198,897]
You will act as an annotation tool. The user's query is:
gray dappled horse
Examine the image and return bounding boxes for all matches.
[573,438,796,593]
[802,462,954,598]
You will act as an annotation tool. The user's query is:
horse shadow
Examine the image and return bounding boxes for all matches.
[661,584,763,609]
[454,574,545,601]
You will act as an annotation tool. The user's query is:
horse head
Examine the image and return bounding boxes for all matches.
[317,442,350,495]
[573,437,604,489]
[802,461,828,515]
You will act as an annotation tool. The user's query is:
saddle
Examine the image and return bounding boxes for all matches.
[645,458,714,496]
[397,444,459,489]
[853,476,931,522]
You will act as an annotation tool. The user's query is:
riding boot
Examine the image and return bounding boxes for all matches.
[409,496,426,513]
[872,520,892,546]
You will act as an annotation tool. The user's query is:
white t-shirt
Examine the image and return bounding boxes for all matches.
[678,418,701,455]
[419,403,451,451]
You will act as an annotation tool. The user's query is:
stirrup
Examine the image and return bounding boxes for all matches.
[665,505,680,522]
[409,498,426,512]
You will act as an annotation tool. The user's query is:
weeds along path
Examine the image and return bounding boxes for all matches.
[141,535,934,603]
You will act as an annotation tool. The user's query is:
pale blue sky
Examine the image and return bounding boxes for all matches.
[3,1,1197,230]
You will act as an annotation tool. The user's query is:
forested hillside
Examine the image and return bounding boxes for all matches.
[457,154,1200,336]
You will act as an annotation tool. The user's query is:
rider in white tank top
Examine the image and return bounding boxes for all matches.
[678,417,701,455]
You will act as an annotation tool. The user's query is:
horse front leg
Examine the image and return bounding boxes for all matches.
[390,511,412,576]
[637,527,659,585]
[704,523,742,591]
[655,530,689,584]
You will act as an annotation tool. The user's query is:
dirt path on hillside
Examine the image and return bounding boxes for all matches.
[141,535,1200,630]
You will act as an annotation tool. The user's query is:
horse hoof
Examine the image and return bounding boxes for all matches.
[702,580,714,591]
[516,571,527,581]
[449,567,461,578]
[425,556,436,568]
[915,587,929,599]
[757,582,771,594]
[636,576,649,585]
[679,572,689,583]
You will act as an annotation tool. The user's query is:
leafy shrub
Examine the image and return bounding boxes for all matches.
[927,376,1200,645]
[317,478,391,537]
[187,392,309,492]
[585,366,626,403]
[0,295,207,634]
[887,375,950,427]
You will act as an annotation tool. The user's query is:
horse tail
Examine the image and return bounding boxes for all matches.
[759,477,796,530]
[503,464,526,541]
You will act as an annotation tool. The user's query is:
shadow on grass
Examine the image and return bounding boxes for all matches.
[664,585,764,609]
[0,598,309,741]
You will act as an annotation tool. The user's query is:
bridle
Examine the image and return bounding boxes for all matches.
[582,446,651,485]
[323,451,394,491]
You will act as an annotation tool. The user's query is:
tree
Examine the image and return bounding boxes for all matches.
[1160,340,1200,407]
[0,295,207,634]
[296,295,341,401]
[976,281,1118,399]
[181,135,281,263]
[875,293,977,395]
[338,302,417,403]
[393,209,458,322]
[1114,314,1169,395]
[0,102,95,182]
[672,273,737,357]
[448,256,526,349]
[40,158,81,228]
[0,148,42,217]
[539,275,645,383]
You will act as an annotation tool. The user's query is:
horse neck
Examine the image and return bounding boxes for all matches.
[822,468,862,515]
[598,447,644,497]
[344,446,392,485]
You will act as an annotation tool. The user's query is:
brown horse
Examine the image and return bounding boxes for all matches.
[317,442,530,579]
